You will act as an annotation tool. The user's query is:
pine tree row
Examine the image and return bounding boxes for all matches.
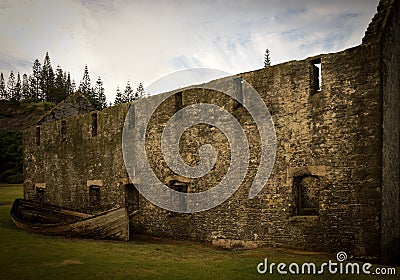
[77,64,107,110]
[0,52,108,110]
[114,81,145,105]
[1,52,75,104]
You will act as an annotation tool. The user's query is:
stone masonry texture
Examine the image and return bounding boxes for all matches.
[23,0,399,265]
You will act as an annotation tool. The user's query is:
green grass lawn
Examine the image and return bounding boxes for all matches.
[0,185,397,280]
[0,184,24,205]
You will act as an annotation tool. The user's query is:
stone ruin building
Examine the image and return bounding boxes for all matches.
[23,0,399,265]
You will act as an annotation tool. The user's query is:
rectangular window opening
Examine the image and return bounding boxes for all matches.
[91,113,98,137]
[175,92,183,110]
[169,181,188,213]
[293,175,319,216]
[35,126,40,146]
[233,78,243,110]
[235,78,243,103]
[89,186,101,207]
[61,120,66,142]
[174,92,183,120]
[128,105,135,130]
[36,187,45,202]
[311,58,322,93]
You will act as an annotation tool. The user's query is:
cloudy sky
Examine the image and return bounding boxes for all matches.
[0,0,379,102]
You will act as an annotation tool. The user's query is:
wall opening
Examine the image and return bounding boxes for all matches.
[293,175,319,215]
[173,92,183,120]
[169,180,188,213]
[61,120,66,142]
[234,77,243,104]
[35,187,45,202]
[128,105,135,130]
[89,185,101,207]
[175,92,183,109]
[125,184,139,214]
[35,126,40,146]
[91,113,97,137]
[310,58,322,93]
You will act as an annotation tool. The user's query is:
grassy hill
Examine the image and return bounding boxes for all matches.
[0,100,55,183]
[0,99,54,131]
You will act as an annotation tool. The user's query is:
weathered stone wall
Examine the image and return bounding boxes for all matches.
[131,42,382,260]
[23,44,383,261]
[22,0,399,264]
[381,0,400,265]
[24,104,130,213]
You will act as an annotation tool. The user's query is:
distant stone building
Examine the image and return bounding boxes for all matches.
[23,0,399,265]
[37,92,95,125]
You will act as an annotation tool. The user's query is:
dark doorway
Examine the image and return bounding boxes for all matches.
[125,184,139,215]
[36,187,45,203]
[89,185,101,207]
[169,180,188,213]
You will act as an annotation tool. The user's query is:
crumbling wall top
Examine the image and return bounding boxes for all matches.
[363,0,397,44]
[37,92,95,125]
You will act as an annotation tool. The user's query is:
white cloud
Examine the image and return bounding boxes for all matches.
[0,0,380,102]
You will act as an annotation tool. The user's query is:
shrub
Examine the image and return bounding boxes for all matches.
[0,131,23,183]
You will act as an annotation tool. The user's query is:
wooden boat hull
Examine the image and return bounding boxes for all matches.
[10,199,129,241]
